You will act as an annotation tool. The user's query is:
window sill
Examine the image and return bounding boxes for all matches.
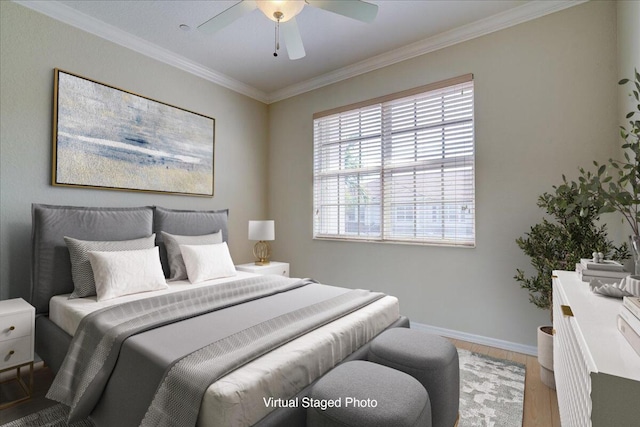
[312,236,475,248]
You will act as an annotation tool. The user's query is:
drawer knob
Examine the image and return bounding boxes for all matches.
[9,326,15,331]
[561,305,574,317]
[8,350,15,356]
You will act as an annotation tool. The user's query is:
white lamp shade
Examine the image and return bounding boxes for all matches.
[249,220,275,241]
[256,0,304,22]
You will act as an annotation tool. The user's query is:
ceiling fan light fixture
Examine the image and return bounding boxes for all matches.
[256,0,305,23]
[198,0,377,61]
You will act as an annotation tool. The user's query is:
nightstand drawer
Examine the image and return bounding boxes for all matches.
[261,263,289,276]
[0,336,33,369]
[276,264,289,277]
[236,261,290,277]
[0,312,33,341]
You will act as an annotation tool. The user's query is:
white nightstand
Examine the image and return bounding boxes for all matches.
[236,261,290,277]
[0,298,35,409]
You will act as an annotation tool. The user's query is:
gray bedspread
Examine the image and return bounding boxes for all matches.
[47,275,384,427]
[47,275,311,422]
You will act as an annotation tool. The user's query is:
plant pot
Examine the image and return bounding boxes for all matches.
[537,325,555,389]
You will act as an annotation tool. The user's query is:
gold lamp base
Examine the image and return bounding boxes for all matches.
[253,240,272,265]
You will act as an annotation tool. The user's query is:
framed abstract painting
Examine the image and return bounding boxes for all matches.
[52,69,215,196]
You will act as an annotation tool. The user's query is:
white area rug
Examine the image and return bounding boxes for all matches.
[458,349,526,427]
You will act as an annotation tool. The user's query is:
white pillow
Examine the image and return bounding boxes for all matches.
[179,242,236,284]
[88,247,168,301]
[161,231,223,281]
[65,234,156,299]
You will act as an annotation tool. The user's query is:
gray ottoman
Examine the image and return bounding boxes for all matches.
[368,328,459,427]
[307,360,431,427]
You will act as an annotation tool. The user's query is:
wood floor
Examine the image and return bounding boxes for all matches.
[0,340,560,426]
[0,364,56,424]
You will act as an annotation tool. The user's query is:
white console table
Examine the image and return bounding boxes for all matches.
[553,271,640,426]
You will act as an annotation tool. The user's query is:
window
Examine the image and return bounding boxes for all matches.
[313,74,475,247]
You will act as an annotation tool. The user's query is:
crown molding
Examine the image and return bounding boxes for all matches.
[266,0,588,103]
[13,0,270,103]
[15,0,586,105]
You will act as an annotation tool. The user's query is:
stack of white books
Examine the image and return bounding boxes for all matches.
[575,258,629,284]
[618,296,640,357]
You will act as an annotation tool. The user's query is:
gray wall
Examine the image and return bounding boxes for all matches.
[618,0,640,191]
[612,1,640,247]
[267,1,621,348]
[618,1,640,102]
[0,2,269,300]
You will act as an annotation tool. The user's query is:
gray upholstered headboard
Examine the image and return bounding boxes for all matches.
[30,204,229,315]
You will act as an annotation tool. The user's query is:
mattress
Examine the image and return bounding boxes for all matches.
[49,273,399,426]
[49,271,259,336]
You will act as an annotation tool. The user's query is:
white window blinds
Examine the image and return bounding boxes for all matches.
[313,74,475,246]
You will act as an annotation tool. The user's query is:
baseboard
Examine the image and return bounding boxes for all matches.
[410,321,538,356]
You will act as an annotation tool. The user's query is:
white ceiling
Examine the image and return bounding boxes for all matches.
[16,0,583,103]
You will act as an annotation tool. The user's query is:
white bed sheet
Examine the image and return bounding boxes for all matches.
[49,270,259,336]
[49,274,399,427]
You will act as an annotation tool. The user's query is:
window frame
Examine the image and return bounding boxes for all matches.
[313,74,475,247]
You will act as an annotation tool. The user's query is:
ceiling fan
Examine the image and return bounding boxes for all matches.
[198,0,378,60]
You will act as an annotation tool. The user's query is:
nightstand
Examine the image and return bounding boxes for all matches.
[236,261,290,277]
[0,298,35,409]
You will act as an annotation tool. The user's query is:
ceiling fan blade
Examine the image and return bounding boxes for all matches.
[281,17,306,60]
[307,0,378,23]
[198,1,257,34]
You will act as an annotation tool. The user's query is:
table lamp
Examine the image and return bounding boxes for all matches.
[249,220,275,265]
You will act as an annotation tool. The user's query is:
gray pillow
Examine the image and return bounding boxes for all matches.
[153,207,229,277]
[65,234,156,298]
[161,231,223,281]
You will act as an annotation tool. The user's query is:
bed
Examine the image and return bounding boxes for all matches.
[30,204,408,426]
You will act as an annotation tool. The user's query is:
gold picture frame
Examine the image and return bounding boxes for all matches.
[52,69,215,197]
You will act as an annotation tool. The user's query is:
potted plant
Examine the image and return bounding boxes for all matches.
[515,179,628,389]
[572,70,640,274]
